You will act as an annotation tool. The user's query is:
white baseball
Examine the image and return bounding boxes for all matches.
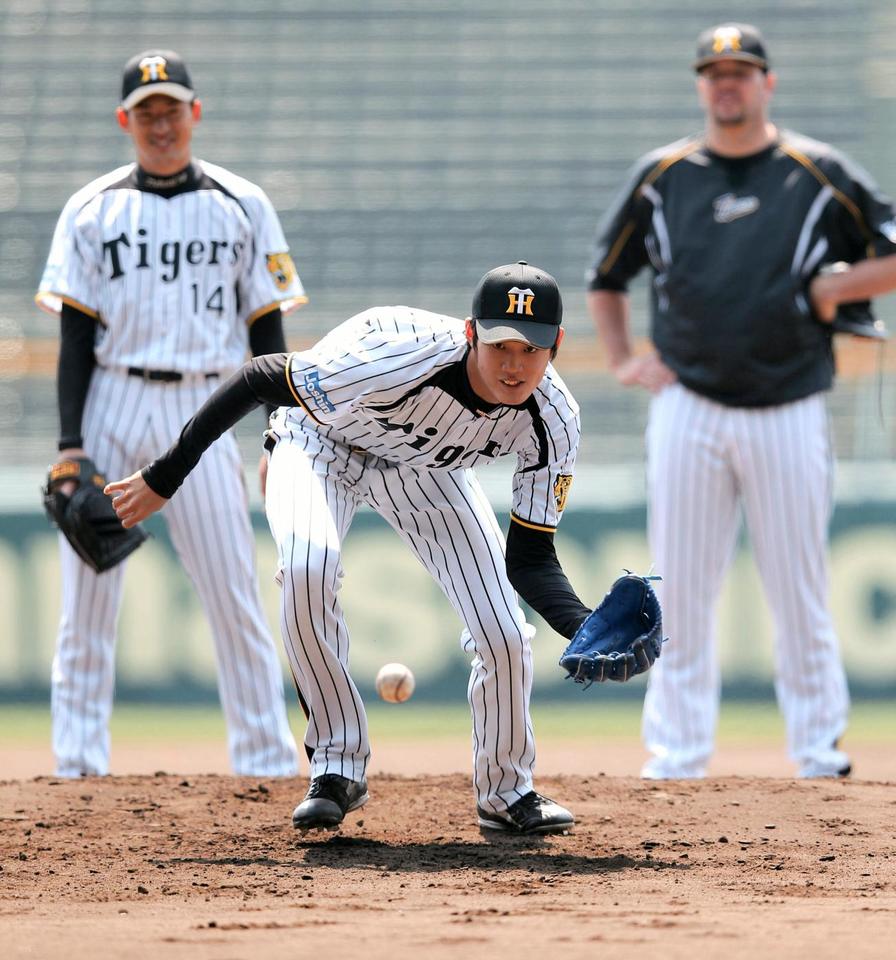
[375,662,415,703]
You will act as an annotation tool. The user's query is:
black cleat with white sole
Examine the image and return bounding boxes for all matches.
[292,774,369,831]
[477,791,574,835]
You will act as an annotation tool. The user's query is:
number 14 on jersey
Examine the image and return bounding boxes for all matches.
[191,283,224,315]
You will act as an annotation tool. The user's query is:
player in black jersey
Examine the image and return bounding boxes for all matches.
[586,23,896,779]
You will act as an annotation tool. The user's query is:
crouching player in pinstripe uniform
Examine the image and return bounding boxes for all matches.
[107,261,593,835]
[586,24,896,779]
[36,51,303,778]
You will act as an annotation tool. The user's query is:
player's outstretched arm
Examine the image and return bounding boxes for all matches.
[505,521,591,640]
[105,473,168,528]
[105,353,297,512]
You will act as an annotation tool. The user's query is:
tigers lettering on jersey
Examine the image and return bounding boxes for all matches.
[712,193,760,223]
[102,230,245,282]
[372,412,503,465]
[36,159,307,374]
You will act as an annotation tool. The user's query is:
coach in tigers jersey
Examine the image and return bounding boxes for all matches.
[586,23,896,780]
[106,261,590,836]
[36,50,305,778]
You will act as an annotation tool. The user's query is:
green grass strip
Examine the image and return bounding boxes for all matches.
[0,701,892,744]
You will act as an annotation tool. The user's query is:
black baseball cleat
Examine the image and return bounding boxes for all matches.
[477,792,574,835]
[292,774,369,831]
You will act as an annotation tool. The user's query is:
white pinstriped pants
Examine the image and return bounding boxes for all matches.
[642,384,849,778]
[264,425,536,813]
[53,367,298,777]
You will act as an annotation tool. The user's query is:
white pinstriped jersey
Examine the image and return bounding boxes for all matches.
[36,159,306,373]
[273,306,581,531]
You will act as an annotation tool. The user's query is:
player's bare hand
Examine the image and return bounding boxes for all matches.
[808,273,838,323]
[103,472,167,527]
[614,354,677,393]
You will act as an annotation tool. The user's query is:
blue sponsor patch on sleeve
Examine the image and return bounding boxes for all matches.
[303,369,336,414]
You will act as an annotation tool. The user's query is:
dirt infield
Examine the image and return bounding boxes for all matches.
[3,771,894,960]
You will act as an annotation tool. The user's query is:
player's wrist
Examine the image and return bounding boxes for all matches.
[606,351,635,373]
[58,438,85,454]
[809,274,838,323]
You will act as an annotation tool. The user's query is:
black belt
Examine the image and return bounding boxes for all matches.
[126,366,219,382]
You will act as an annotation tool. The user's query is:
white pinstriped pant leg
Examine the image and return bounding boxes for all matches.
[153,379,299,777]
[51,368,150,776]
[54,369,298,778]
[364,464,535,813]
[53,540,127,776]
[730,395,849,774]
[160,438,299,776]
[641,384,741,778]
[264,432,370,782]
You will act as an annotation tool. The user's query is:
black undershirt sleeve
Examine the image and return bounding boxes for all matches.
[505,520,591,640]
[57,302,98,451]
[248,308,288,418]
[142,353,295,499]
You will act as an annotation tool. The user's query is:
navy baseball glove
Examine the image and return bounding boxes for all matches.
[559,572,664,685]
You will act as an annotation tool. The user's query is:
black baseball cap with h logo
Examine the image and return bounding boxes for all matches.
[472,261,563,349]
[121,50,195,110]
[693,23,770,72]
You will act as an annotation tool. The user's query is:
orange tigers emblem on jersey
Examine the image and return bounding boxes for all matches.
[553,474,573,513]
[266,253,297,291]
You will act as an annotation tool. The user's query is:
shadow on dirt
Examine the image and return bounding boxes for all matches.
[159,837,687,876]
[298,836,686,874]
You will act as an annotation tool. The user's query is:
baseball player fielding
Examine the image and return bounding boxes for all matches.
[105,261,596,837]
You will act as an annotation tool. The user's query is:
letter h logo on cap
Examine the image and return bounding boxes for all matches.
[506,287,535,316]
[712,26,743,54]
[139,55,170,84]
[473,261,562,349]
[120,49,195,110]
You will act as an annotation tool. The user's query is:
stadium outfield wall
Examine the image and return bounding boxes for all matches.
[2,461,894,703]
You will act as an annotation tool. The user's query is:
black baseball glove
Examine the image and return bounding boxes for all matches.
[42,457,147,573]
[559,572,664,686]
[817,262,890,340]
